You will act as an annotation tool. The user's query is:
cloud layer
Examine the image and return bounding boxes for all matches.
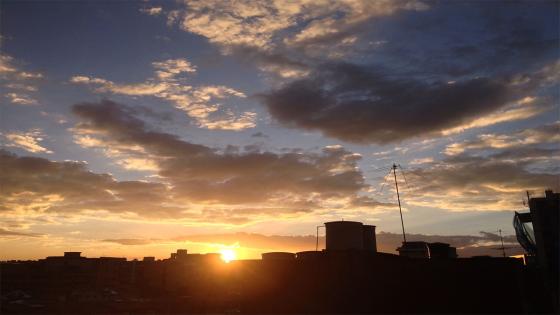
[394,123,560,211]
[1,100,386,225]
[158,1,559,143]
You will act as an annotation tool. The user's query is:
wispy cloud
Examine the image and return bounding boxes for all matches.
[1,54,43,105]
[2,129,52,154]
[0,228,43,238]
[139,6,162,16]
[5,92,38,105]
[70,58,256,131]
[444,121,560,156]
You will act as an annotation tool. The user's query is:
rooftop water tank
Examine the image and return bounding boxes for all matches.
[362,225,377,252]
[325,221,364,251]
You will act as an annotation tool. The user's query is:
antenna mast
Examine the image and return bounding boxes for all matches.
[392,163,407,243]
[498,229,506,258]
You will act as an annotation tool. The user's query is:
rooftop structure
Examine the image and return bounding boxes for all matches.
[324,221,377,252]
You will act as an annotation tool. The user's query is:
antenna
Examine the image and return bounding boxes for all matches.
[497,229,506,258]
[392,163,407,243]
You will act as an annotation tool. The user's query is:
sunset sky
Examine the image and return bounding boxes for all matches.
[1,0,558,260]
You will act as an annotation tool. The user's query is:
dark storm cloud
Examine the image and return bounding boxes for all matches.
[260,62,543,144]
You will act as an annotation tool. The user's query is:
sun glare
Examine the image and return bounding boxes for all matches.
[220,249,236,263]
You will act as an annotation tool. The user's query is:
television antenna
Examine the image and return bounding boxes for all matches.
[392,163,407,243]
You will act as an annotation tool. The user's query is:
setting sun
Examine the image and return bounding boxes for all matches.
[220,249,236,263]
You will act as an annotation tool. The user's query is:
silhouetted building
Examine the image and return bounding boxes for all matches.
[362,224,377,252]
[397,241,430,258]
[428,242,458,259]
[169,249,190,260]
[324,221,377,252]
[1,248,545,314]
[2,216,554,314]
[296,251,323,260]
[64,252,82,259]
[514,190,559,311]
[262,252,296,260]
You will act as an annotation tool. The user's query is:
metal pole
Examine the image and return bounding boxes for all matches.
[498,229,506,257]
[393,163,407,243]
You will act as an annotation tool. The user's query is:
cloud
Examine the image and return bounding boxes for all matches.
[1,54,43,105]
[361,120,559,212]
[71,100,372,207]
[155,1,558,142]
[409,157,434,165]
[5,92,38,105]
[5,83,38,92]
[251,132,269,138]
[397,151,559,211]
[0,228,43,238]
[139,6,163,16]
[444,121,560,156]
[0,54,17,73]
[152,58,196,80]
[70,58,256,131]
[2,129,53,154]
[260,62,555,144]
[0,149,190,219]
[102,238,154,245]
[0,100,384,224]
[170,0,427,51]
[440,95,554,136]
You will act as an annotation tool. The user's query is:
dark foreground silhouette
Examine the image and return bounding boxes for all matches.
[1,250,555,314]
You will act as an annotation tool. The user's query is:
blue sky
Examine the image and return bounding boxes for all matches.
[1,0,558,259]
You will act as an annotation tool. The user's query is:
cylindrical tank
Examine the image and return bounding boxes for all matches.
[262,252,296,260]
[362,225,377,252]
[325,221,364,251]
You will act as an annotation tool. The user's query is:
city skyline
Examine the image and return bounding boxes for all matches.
[1,0,558,260]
